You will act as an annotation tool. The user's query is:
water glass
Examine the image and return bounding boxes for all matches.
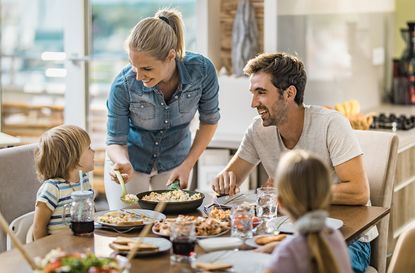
[256,187,277,220]
[231,205,254,239]
[170,220,196,263]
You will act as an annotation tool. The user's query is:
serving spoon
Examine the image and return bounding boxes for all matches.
[114,170,139,205]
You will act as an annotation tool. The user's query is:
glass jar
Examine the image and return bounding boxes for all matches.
[63,190,95,236]
[231,204,254,239]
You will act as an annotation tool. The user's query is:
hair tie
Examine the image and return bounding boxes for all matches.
[159,16,170,26]
[294,210,328,235]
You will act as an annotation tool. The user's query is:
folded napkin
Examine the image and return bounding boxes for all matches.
[198,237,243,252]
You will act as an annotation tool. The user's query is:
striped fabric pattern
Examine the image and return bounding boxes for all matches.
[36,173,93,234]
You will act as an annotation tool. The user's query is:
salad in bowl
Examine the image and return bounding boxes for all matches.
[35,248,129,273]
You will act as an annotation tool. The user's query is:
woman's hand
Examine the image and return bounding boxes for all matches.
[111,162,134,183]
[166,163,192,189]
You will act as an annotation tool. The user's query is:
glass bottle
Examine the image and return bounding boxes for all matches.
[407,22,415,104]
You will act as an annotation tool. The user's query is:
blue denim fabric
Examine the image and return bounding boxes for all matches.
[106,52,220,174]
[348,241,371,273]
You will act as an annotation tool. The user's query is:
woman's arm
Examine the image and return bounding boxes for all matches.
[167,122,217,188]
[107,144,134,182]
[33,202,53,240]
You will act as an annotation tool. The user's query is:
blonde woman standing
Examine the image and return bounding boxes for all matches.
[263,150,352,273]
[105,8,220,209]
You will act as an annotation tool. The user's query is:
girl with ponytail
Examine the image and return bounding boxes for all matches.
[264,150,352,273]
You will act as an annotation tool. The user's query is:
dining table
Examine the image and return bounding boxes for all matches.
[0,196,389,273]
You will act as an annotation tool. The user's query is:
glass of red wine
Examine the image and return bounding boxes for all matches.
[170,220,196,264]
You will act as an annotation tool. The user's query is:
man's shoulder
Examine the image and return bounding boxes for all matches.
[306,105,348,125]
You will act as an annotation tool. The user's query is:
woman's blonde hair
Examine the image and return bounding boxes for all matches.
[34,125,90,181]
[127,8,185,61]
[275,150,340,273]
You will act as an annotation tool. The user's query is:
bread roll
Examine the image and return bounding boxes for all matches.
[255,234,287,245]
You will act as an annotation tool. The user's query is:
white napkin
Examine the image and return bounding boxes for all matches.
[198,237,243,252]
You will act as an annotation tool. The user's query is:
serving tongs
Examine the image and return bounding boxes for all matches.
[206,192,244,210]
[115,170,139,205]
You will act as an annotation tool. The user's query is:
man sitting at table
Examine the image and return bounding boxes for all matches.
[211,52,377,273]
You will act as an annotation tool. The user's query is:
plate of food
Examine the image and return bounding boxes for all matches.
[137,189,205,213]
[95,209,166,230]
[35,248,129,273]
[245,234,290,249]
[152,215,230,238]
[109,236,172,256]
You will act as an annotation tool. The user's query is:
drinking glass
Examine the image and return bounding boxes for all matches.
[170,220,196,263]
[231,204,254,239]
[256,187,277,220]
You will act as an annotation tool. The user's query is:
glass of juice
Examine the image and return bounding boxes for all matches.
[170,220,196,264]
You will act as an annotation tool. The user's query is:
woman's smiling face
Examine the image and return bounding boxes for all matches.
[128,49,174,88]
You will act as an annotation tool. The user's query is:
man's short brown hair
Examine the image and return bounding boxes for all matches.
[34,125,90,181]
[243,52,307,105]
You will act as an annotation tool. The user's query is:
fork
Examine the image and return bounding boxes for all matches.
[94,223,138,234]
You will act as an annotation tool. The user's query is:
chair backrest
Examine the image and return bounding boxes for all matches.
[355,130,399,273]
[387,224,415,273]
[0,144,40,253]
[6,211,34,250]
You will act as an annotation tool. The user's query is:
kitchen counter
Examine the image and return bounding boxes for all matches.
[366,104,415,152]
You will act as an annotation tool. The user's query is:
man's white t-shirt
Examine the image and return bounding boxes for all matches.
[236,104,377,242]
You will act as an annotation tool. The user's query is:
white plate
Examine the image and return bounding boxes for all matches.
[196,250,271,273]
[111,237,172,256]
[198,237,243,252]
[267,216,343,234]
[95,209,166,230]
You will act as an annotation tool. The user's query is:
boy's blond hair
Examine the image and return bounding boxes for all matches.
[34,125,90,181]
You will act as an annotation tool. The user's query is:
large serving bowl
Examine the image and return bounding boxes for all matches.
[136,190,205,213]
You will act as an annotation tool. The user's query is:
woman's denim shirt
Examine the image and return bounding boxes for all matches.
[106,52,220,174]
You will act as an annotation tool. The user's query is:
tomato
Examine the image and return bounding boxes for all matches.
[252,216,261,228]
[43,260,61,273]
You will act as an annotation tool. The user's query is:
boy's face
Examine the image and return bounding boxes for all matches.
[78,144,95,172]
[249,72,288,127]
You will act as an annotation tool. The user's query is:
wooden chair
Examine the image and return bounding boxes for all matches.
[355,130,399,273]
[0,144,40,253]
[387,224,415,273]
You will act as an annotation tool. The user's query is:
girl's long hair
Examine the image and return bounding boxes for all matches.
[276,150,341,273]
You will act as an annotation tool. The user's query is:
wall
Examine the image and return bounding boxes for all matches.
[394,0,415,58]
[203,1,396,142]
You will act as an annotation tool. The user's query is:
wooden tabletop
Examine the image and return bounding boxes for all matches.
[0,204,389,273]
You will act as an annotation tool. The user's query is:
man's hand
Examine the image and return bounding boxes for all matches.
[111,162,134,183]
[212,171,240,196]
[166,164,192,189]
